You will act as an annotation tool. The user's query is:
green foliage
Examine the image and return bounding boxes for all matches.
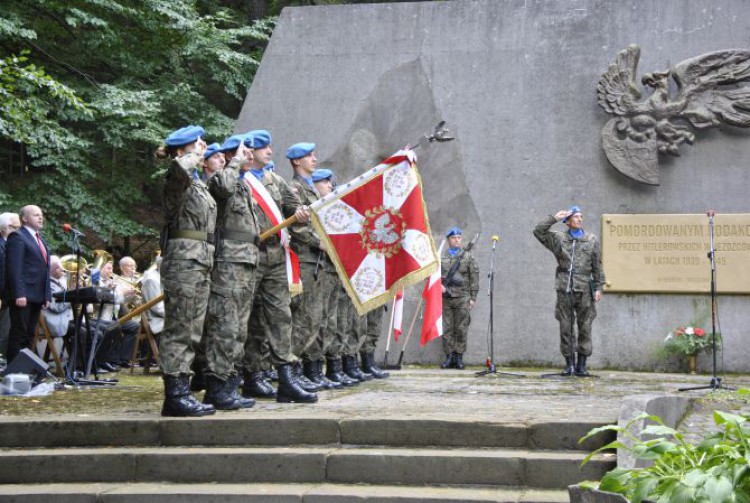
[579,403,750,503]
[0,0,274,252]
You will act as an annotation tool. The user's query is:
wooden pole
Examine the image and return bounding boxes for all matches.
[259,215,298,242]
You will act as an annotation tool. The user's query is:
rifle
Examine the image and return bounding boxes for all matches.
[442,233,480,297]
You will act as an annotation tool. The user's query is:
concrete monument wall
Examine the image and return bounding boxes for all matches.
[236,0,750,372]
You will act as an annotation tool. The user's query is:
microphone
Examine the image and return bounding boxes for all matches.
[491,235,499,250]
[706,210,715,218]
[62,223,86,237]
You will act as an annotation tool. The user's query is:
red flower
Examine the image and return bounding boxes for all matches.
[694,328,706,336]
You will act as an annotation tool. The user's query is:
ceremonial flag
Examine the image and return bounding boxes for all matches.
[393,289,404,341]
[243,175,303,296]
[420,239,445,345]
[310,150,438,315]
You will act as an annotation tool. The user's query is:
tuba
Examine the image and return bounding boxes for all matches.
[59,254,89,289]
[88,249,113,273]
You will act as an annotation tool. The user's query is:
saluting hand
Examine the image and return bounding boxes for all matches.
[554,210,573,221]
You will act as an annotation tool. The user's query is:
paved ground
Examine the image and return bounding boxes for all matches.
[1,366,749,436]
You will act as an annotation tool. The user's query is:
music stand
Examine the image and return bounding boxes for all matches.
[679,211,733,392]
[476,237,524,378]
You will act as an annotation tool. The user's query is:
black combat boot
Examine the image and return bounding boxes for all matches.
[561,355,576,376]
[276,363,318,403]
[162,374,216,417]
[342,354,373,382]
[326,357,359,387]
[575,353,590,377]
[203,375,241,410]
[190,365,207,392]
[242,370,277,399]
[228,373,255,408]
[454,353,466,370]
[440,353,456,369]
[309,360,343,390]
[295,361,322,392]
[264,368,279,382]
[360,351,389,379]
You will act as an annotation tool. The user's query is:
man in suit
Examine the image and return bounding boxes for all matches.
[5,205,51,363]
[0,212,22,362]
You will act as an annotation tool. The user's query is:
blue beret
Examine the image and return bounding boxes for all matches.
[220,134,246,153]
[446,227,462,238]
[286,142,316,160]
[247,130,271,149]
[204,143,222,159]
[563,205,582,223]
[312,168,333,183]
[165,125,204,147]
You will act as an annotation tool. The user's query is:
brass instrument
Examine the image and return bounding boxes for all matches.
[59,255,89,289]
[88,249,113,273]
[111,273,143,313]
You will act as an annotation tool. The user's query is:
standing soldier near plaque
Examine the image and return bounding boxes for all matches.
[439,227,479,370]
[533,206,605,377]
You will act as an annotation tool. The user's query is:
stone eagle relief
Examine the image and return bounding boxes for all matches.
[598,44,750,185]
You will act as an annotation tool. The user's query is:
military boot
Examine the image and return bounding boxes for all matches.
[326,357,359,387]
[228,373,255,408]
[454,353,466,370]
[162,374,216,417]
[561,355,576,376]
[342,354,373,382]
[360,351,389,379]
[309,359,343,390]
[264,368,279,382]
[575,353,590,377]
[276,363,318,403]
[440,353,456,369]
[203,375,241,410]
[242,370,277,399]
[295,361,322,392]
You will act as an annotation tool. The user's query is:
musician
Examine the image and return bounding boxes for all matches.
[0,212,21,361]
[118,256,142,323]
[440,227,479,370]
[140,256,164,336]
[156,125,216,417]
[40,256,73,366]
[92,261,138,371]
[5,205,51,363]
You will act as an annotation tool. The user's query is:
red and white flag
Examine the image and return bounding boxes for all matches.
[420,239,445,345]
[244,174,303,296]
[310,150,439,315]
[393,289,404,341]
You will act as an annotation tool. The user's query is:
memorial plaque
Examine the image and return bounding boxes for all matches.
[602,214,750,294]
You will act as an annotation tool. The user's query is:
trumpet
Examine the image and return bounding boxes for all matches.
[110,273,144,313]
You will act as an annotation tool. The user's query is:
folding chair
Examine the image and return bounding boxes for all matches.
[34,314,65,377]
[130,316,159,374]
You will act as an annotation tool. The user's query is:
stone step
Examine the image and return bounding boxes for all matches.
[0,482,571,503]
[0,415,613,451]
[0,446,615,489]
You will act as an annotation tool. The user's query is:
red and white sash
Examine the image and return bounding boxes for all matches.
[243,174,303,296]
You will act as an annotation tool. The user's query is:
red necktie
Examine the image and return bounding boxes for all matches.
[36,232,47,263]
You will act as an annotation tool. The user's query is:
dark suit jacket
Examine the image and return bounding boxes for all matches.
[0,237,6,301]
[5,227,51,304]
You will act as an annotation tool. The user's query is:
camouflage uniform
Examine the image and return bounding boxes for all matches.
[288,175,335,359]
[204,161,260,380]
[360,305,385,353]
[243,170,310,370]
[159,153,216,376]
[533,215,605,357]
[327,286,351,359]
[441,247,479,355]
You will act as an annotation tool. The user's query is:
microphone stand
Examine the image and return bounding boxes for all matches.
[679,211,733,392]
[476,237,524,378]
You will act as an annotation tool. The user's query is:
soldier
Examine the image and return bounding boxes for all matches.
[240,130,317,403]
[202,134,260,410]
[286,145,342,391]
[155,125,216,417]
[341,297,374,382]
[440,227,479,370]
[533,206,605,376]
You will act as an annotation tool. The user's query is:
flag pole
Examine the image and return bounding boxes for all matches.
[395,294,424,369]
[382,297,397,369]
[260,215,298,242]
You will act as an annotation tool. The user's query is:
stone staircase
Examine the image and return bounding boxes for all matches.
[0,413,615,502]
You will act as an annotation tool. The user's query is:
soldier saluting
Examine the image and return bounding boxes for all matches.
[533,206,605,377]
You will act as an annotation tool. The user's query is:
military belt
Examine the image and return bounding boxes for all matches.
[171,230,215,244]
[222,230,259,244]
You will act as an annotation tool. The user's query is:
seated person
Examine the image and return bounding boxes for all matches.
[39,256,73,368]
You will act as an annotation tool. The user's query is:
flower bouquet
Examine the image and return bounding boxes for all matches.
[664,325,720,356]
